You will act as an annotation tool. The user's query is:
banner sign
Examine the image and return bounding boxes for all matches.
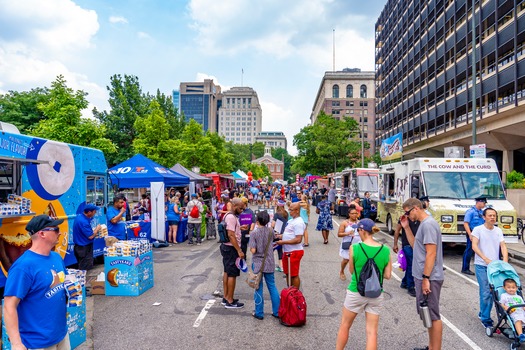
[380,133,403,161]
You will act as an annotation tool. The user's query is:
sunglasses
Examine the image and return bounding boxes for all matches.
[404,207,415,216]
[41,227,59,233]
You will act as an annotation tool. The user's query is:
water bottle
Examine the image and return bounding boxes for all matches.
[419,297,432,328]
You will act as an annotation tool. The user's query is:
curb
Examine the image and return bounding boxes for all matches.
[508,249,525,270]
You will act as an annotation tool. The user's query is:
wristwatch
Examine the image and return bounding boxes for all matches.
[422,274,430,279]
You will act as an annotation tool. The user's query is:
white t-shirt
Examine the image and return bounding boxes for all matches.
[282,217,305,253]
[472,224,504,266]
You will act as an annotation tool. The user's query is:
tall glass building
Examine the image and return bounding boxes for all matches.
[179,80,221,132]
[375,0,525,173]
[172,90,180,111]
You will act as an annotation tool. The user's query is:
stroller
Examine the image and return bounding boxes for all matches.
[487,260,525,349]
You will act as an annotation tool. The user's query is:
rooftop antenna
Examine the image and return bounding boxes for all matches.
[333,29,335,72]
[241,68,244,87]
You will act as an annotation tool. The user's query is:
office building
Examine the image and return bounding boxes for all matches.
[172,90,180,111]
[311,68,376,154]
[179,79,221,132]
[375,0,525,173]
[255,131,287,150]
[217,87,262,144]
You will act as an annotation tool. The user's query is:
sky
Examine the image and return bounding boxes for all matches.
[0,0,385,155]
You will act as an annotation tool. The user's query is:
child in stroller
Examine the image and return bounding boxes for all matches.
[487,260,525,349]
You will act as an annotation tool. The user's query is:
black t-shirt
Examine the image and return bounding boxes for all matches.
[398,218,420,247]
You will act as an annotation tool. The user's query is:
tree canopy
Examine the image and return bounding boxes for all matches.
[0,87,50,132]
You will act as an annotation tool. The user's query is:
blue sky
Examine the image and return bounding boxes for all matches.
[0,0,384,155]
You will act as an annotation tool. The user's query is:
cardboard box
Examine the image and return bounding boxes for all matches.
[89,280,105,295]
[104,251,154,296]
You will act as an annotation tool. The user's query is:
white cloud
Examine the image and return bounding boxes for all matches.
[194,73,232,92]
[109,16,128,24]
[137,31,152,39]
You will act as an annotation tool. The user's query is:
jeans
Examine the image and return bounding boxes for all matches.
[401,245,414,289]
[475,264,493,326]
[462,235,473,272]
[187,223,201,243]
[253,270,281,318]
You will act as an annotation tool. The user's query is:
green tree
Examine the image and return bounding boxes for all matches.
[292,111,364,175]
[153,89,186,139]
[206,132,233,173]
[94,74,149,166]
[30,75,116,155]
[0,88,50,132]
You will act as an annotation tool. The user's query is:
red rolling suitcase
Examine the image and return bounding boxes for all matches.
[278,253,307,327]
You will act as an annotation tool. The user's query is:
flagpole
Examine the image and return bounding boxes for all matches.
[241,68,244,87]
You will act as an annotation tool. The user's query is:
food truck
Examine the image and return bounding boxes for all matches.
[377,157,517,243]
[0,122,108,286]
[340,168,380,202]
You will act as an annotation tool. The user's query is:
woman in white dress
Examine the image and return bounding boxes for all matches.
[338,207,360,280]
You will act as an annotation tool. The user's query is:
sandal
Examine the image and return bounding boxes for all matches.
[303,243,309,247]
[252,312,264,320]
[324,240,328,244]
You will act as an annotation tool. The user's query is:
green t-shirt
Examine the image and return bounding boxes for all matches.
[348,243,391,293]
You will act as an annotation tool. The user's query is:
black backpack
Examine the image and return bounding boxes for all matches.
[356,243,384,298]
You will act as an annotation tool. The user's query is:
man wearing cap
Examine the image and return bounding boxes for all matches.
[461,197,487,276]
[73,203,101,271]
[107,196,127,240]
[186,193,204,245]
[4,215,70,350]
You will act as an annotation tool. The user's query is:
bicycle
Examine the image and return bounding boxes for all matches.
[518,218,525,245]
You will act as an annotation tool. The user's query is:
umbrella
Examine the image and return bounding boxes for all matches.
[250,187,259,195]
[272,181,281,185]
[251,180,259,187]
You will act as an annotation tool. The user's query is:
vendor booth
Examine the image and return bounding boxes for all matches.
[170,163,211,195]
[109,154,190,242]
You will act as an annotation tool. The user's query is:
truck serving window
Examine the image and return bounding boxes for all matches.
[357,175,378,193]
[422,172,505,199]
[0,161,19,202]
[86,175,106,206]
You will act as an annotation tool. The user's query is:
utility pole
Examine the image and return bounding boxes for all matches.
[361,107,365,168]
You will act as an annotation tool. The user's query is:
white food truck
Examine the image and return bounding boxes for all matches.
[377,157,517,243]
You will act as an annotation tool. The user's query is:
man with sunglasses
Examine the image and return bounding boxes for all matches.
[461,197,487,276]
[4,215,70,350]
[401,198,444,350]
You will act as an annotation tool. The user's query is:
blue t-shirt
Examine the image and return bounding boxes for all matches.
[4,251,67,349]
[166,203,180,222]
[465,207,485,230]
[73,212,94,246]
[107,206,126,239]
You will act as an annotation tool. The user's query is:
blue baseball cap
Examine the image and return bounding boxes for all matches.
[84,203,99,212]
[191,193,198,198]
[235,258,248,273]
[356,218,376,233]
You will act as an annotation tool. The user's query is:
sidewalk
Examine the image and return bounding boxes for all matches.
[76,264,104,350]
[507,242,525,269]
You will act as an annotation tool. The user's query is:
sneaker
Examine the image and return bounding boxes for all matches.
[188,241,194,245]
[197,243,201,246]
[224,301,244,309]
[408,288,416,297]
[221,298,238,305]
[275,266,283,272]
[413,347,429,350]
[400,283,407,289]
[519,334,525,343]
[461,270,475,276]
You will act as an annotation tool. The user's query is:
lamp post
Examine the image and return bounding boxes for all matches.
[361,107,365,168]
[471,0,477,145]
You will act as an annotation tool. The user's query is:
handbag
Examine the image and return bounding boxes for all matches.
[341,236,354,250]
[246,229,273,289]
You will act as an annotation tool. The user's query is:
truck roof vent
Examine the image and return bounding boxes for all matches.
[0,122,20,134]
[444,146,464,158]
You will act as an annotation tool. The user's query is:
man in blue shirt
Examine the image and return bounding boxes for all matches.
[4,215,70,350]
[461,197,486,275]
[73,203,101,271]
[107,196,127,240]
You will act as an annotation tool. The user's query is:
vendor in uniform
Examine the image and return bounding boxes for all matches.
[107,196,127,240]
[73,203,101,270]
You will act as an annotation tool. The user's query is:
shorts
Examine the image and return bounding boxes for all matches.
[168,220,179,226]
[32,334,71,350]
[221,244,240,277]
[510,309,525,323]
[343,290,384,315]
[414,278,443,321]
[282,250,304,277]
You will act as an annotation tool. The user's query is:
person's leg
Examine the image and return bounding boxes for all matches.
[187,223,194,243]
[340,259,349,280]
[265,272,281,316]
[404,245,414,288]
[335,307,359,350]
[173,225,178,243]
[322,230,329,243]
[364,312,380,350]
[196,223,202,244]
[474,264,493,326]
[515,320,523,335]
[254,273,265,318]
[291,276,300,289]
[222,271,228,300]
[226,276,237,302]
[428,319,443,350]
[461,235,473,272]
[303,226,309,245]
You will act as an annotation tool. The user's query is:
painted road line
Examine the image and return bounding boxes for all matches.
[377,230,479,287]
[193,299,216,328]
[391,271,482,350]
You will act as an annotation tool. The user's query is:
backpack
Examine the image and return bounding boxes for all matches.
[217,213,232,243]
[356,243,384,298]
[189,201,200,218]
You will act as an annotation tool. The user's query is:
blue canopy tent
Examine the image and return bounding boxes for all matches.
[109,154,190,188]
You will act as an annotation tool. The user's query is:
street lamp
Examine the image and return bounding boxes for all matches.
[361,107,365,168]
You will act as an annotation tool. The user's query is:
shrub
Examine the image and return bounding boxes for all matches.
[507,170,525,189]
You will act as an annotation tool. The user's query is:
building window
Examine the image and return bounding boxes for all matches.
[332,85,339,98]
[332,101,340,107]
[276,165,280,172]
[360,84,367,98]
[346,85,353,98]
[346,101,354,107]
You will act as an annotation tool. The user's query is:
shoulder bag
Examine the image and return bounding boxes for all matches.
[246,228,273,289]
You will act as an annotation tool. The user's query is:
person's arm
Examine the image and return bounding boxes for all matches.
[399,216,415,247]
[337,221,347,237]
[3,296,26,350]
[471,234,491,265]
[500,240,509,263]
[348,245,355,274]
[226,218,244,259]
[421,243,437,295]
[463,210,473,239]
[393,223,402,253]
[110,207,126,224]
[383,254,392,280]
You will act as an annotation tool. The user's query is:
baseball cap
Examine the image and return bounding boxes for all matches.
[26,215,65,235]
[475,197,487,203]
[84,203,99,212]
[419,196,429,202]
[235,258,248,273]
[276,200,286,207]
[191,193,197,198]
[356,218,375,233]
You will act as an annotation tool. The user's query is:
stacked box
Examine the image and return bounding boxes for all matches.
[104,251,154,296]
[5,194,31,215]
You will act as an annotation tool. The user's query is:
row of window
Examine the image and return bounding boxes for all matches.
[331,101,369,107]
[332,84,368,98]
[222,127,256,131]
[226,97,252,105]
[221,122,257,126]
[221,116,257,121]
[224,132,255,136]
[221,111,258,116]
[225,137,252,142]
[266,163,281,173]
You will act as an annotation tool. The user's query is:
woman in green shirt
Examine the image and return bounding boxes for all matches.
[336,218,392,350]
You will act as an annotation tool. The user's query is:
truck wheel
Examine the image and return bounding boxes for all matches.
[386,215,394,235]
